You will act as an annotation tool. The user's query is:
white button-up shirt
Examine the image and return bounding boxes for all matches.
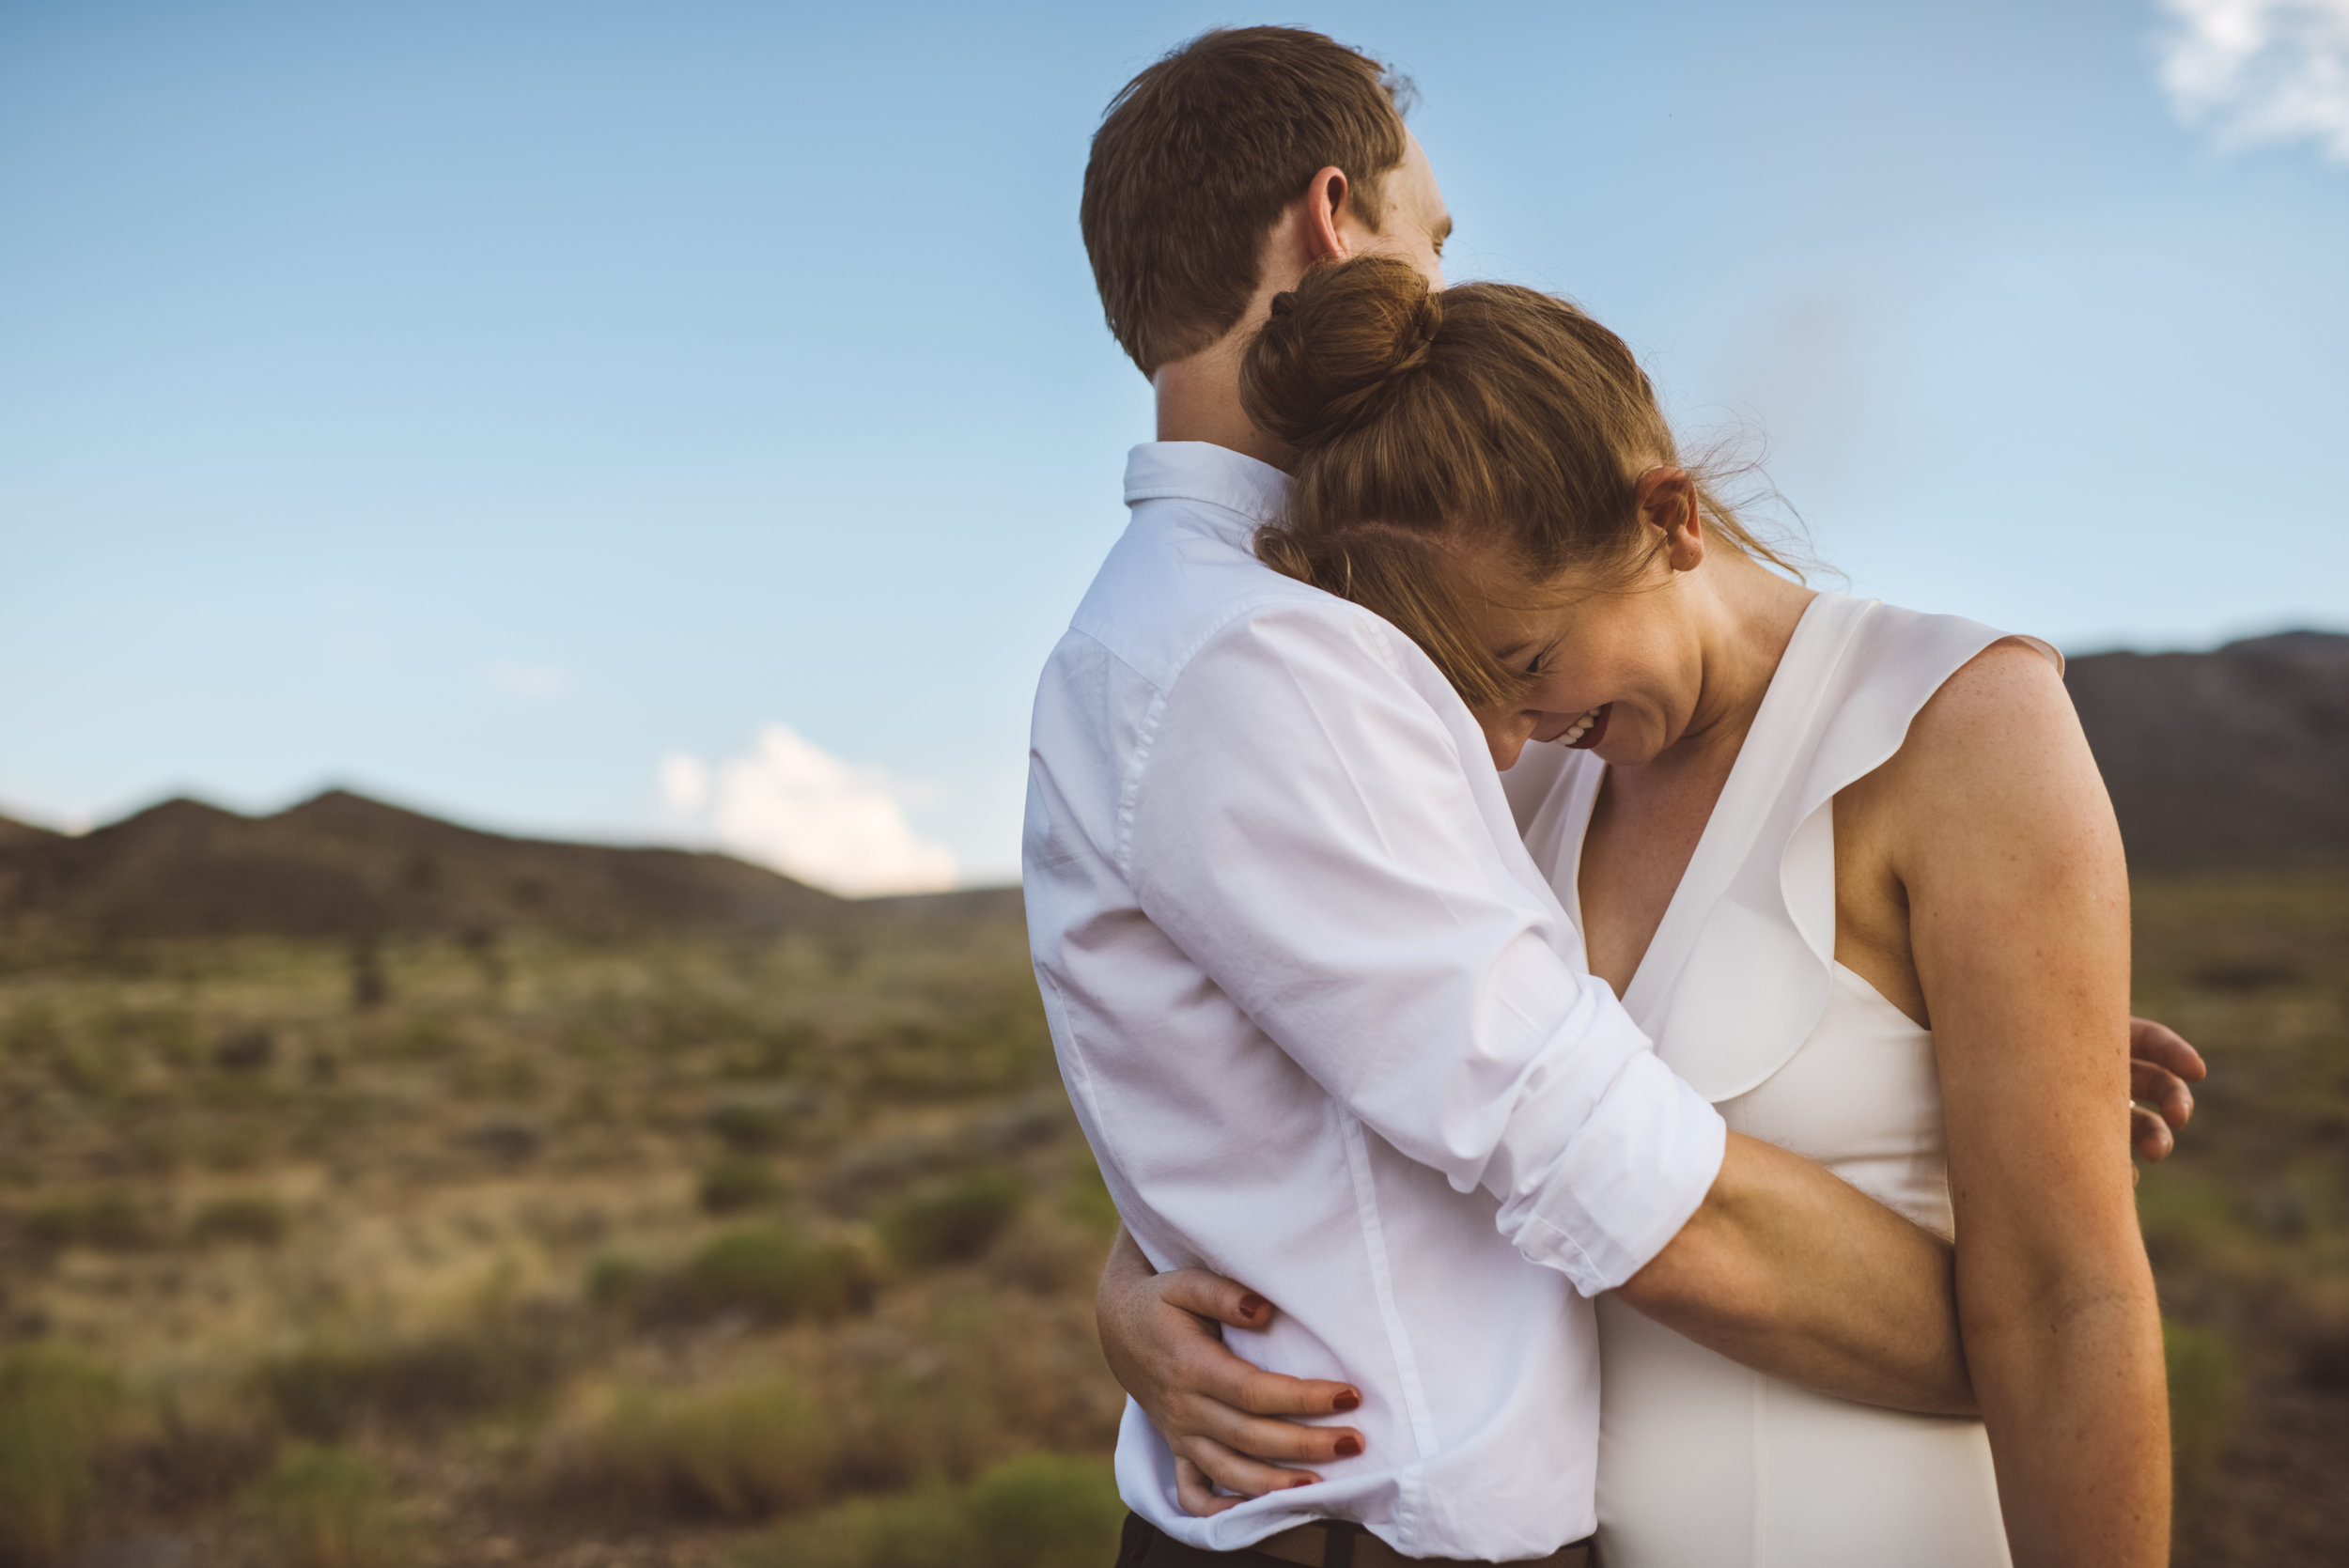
[1023,442,1727,1560]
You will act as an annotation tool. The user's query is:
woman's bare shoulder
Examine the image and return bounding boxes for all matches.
[1877,637,2115,873]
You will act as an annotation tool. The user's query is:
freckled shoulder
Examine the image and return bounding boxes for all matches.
[1830,638,2082,1018]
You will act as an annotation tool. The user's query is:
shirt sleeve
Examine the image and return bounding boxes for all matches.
[1125,601,1726,1296]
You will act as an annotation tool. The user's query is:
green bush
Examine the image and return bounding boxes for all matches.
[0,1348,122,1563]
[586,1253,649,1311]
[699,1154,786,1216]
[262,1321,571,1439]
[738,1486,975,1568]
[1060,1154,1121,1236]
[252,1446,399,1568]
[881,1172,1026,1268]
[966,1453,1124,1568]
[585,1375,834,1521]
[2165,1319,2239,1502]
[738,1457,1122,1568]
[677,1228,876,1325]
[27,1188,156,1251]
[191,1193,292,1246]
[708,1098,791,1152]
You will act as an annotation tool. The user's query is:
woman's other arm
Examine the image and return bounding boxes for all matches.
[1096,1017,2199,1503]
[1887,643,2168,1567]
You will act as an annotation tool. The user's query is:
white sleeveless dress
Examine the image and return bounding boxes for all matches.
[1503,592,2058,1568]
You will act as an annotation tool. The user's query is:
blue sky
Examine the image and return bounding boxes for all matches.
[4,0,2343,888]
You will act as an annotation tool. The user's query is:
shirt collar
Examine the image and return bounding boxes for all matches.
[1123,442,1291,546]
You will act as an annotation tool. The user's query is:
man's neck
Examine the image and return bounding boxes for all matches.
[1151,342,1293,472]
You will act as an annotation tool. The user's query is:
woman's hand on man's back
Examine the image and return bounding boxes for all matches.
[1096,1225,1366,1514]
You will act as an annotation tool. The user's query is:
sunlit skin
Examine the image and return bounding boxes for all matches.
[1456,487,2171,1566]
[1467,471,1822,995]
[1101,138,2201,1560]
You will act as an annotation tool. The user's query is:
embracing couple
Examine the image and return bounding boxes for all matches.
[1024,26,2204,1568]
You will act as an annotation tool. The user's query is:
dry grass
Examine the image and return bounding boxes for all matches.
[0,876,2337,1563]
[0,918,1120,1563]
[2129,871,2349,1563]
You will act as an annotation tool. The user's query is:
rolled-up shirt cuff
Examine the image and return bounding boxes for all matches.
[1498,1048,1729,1297]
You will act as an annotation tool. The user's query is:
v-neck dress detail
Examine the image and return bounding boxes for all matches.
[1500,593,2060,1568]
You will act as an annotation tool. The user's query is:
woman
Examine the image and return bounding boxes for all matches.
[1100,256,2170,1565]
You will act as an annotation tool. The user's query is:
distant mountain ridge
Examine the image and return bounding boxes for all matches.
[0,630,2337,947]
[0,788,996,949]
[2065,629,2349,873]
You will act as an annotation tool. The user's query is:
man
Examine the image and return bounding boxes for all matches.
[1023,27,2201,1568]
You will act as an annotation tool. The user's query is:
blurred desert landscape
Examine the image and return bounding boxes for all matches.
[0,630,2342,1568]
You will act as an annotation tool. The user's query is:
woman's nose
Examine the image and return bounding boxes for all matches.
[1483,710,1537,771]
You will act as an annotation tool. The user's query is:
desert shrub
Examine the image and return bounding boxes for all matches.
[0,1348,121,1563]
[2135,1168,2236,1267]
[26,1189,156,1252]
[721,1024,814,1081]
[569,1375,833,1521]
[738,1485,975,1568]
[699,1154,786,1216]
[251,1446,399,1568]
[736,1457,1119,1568]
[988,1215,1106,1296]
[191,1193,292,1247]
[103,1390,279,1514]
[881,1172,1025,1269]
[2165,1319,2239,1502]
[385,1015,461,1063]
[585,1253,649,1312]
[1060,1153,1120,1236]
[822,1293,1121,1492]
[672,1228,876,1326]
[967,1453,1125,1568]
[854,1003,1053,1102]
[450,1053,540,1102]
[708,1097,791,1152]
[262,1319,573,1439]
[212,1026,276,1074]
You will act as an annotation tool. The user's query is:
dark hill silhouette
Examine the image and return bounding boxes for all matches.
[2066,630,2349,874]
[0,629,2336,946]
[0,788,856,947]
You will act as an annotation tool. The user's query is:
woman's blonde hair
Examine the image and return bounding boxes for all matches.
[1246,256,1798,708]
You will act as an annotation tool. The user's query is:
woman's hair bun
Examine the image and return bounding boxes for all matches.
[1241,256,1442,449]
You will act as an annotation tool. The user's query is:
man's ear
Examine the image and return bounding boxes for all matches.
[1301,165,1351,262]
[1637,468,1706,572]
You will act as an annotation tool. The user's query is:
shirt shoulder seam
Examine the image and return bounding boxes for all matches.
[1094,594,1397,882]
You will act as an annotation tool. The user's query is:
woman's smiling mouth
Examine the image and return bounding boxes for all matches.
[1563,704,1611,749]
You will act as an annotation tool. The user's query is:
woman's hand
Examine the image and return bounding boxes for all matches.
[1096,1226,1366,1514]
[2127,1017,2205,1161]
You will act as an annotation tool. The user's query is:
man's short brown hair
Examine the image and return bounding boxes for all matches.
[1081,27,1412,377]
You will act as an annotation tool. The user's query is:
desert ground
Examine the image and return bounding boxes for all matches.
[0,870,2342,1566]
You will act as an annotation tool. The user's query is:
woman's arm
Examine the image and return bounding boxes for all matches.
[1880,644,2169,1567]
[1096,1020,2199,1511]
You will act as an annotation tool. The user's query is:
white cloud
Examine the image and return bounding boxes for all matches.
[657,724,957,897]
[658,753,710,815]
[486,660,572,698]
[2158,0,2349,162]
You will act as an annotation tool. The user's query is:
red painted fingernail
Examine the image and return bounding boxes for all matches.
[1237,1293,1268,1318]
[1334,1436,1362,1457]
[1331,1390,1361,1412]
[1290,1476,1316,1489]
